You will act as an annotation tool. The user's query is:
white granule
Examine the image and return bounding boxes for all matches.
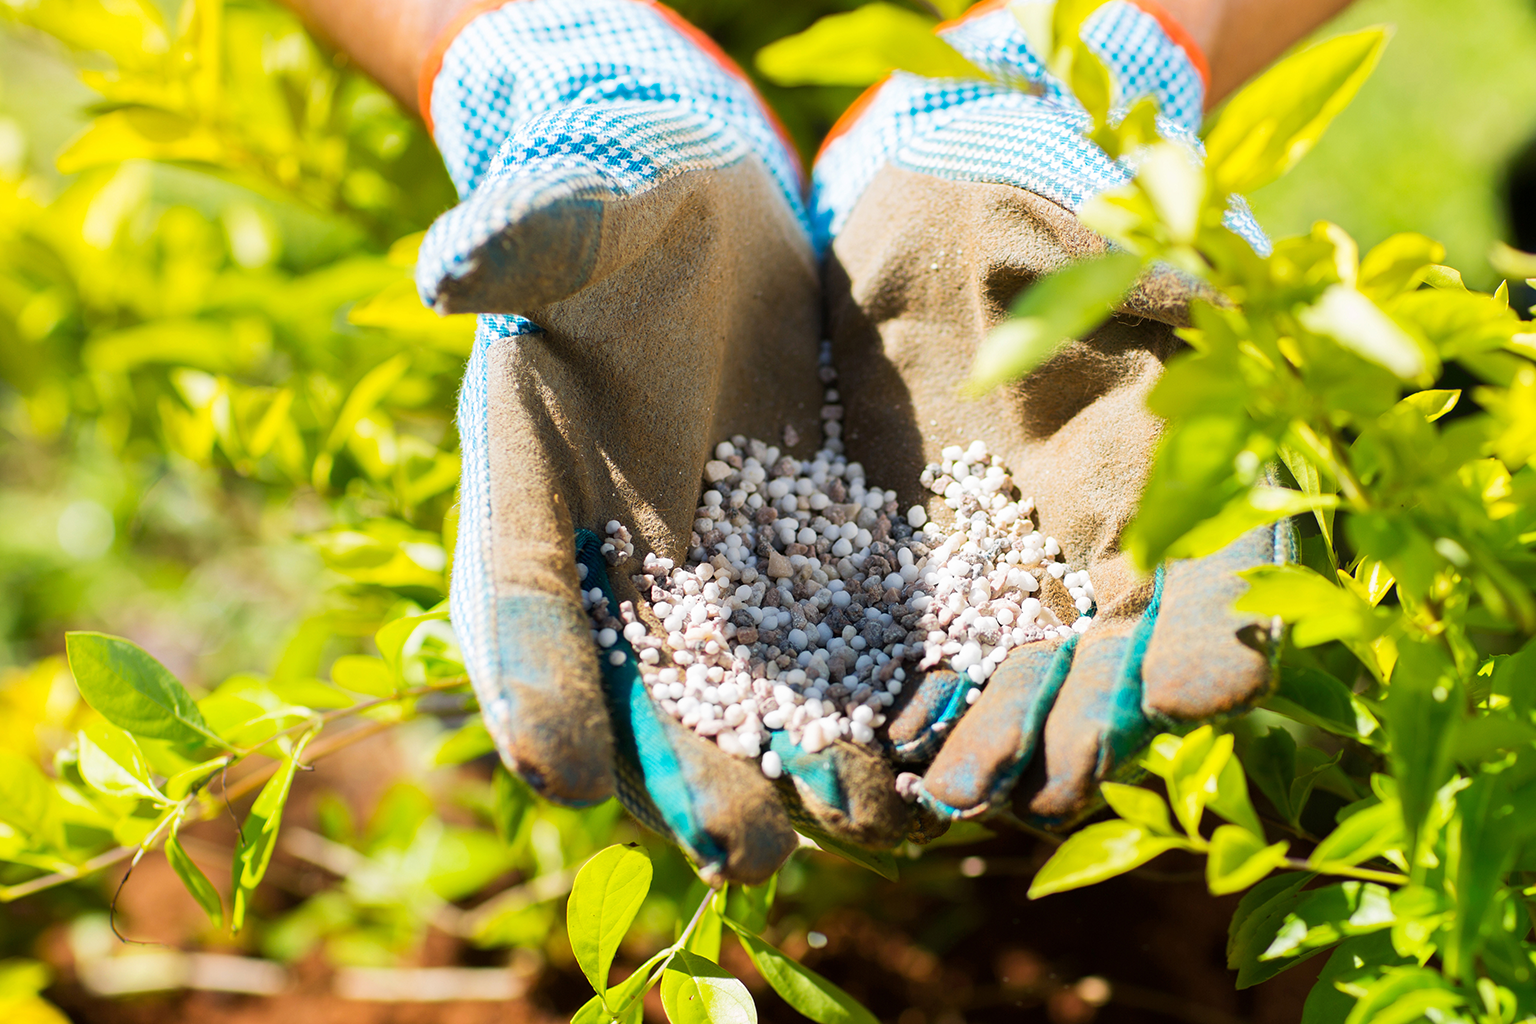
[582,342,1094,778]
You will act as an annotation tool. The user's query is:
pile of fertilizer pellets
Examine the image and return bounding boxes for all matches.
[580,343,1095,780]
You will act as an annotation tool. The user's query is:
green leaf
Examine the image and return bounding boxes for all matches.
[1298,285,1434,382]
[491,765,531,846]
[1263,666,1379,742]
[1234,565,1387,648]
[576,947,671,1024]
[66,632,230,751]
[966,253,1144,393]
[1208,748,1265,838]
[57,108,224,174]
[0,957,52,1001]
[1099,782,1174,835]
[755,4,990,87]
[1160,726,1231,837]
[1227,871,1317,988]
[1204,28,1390,195]
[1278,444,1336,557]
[231,733,312,932]
[1306,800,1403,871]
[83,320,238,374]
[166,829,223,929]
[77,723,163,802]
[660,949,757,1024]
[348,280,475,355]
[1166,485,1338,562]
[1137,143,1206,244]
[329,655,396,698]
[1342,966,1462,1024]
[1122,414,1256,570]
[1243,726,1301,824]
[1300,932,1405,1024]
[728,922,878,1024]
[685,890,725,962]
[165,757,229,801]
[1358,234,1446,300]
[375,605,450,680]
[1395,389,1460,422]
[1384,640,1458,856]
[571,995,607,1024]
[1027,821,1186,898]
[568,845,654,998]
[798,827,899,881]
[1441,767,1536,981]
[726,876,777,936]
[1490,241,1536,281]
[0,750,59,844]
[433,720,495,766]
[1264,882,1392,963]
[1207,825,1290,896]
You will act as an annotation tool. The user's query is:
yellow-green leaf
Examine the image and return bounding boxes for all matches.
[756,4,989,87]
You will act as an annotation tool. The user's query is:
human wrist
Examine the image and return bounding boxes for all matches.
[279,0,471,114]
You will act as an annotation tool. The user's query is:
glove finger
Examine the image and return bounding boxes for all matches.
[455,319,616,807]
[917,640,1074,818]
[1140,523,1292,722]
[419,105,745,316]
[883,667,977,764]
[578,532,797,885]
[1012,568,1164,828]
[768,732,909,849]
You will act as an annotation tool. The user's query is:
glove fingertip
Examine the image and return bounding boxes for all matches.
[920,640,1072,816]
[771,733,908,849]
[484,591,616,806]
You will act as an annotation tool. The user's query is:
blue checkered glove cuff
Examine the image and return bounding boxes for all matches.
[421,0,803,208]
[811,0,1268,253]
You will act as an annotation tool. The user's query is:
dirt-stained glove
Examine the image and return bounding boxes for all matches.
[812,0,1289,829]
[418,0,905,884]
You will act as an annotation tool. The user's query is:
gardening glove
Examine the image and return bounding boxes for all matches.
[418,0,906,884]
[813,0,1291,829]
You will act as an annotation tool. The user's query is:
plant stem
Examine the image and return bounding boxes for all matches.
[0,712,404,902]
[1284,858,1406,886]
[609,885,717,1020]
[232,674,469,757]
[220,719,394,805]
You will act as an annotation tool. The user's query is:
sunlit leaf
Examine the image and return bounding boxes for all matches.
[567,845,653,998]
[1165,486,1338,562]
[1207,825,1290,896]
[756,4,988,87]
[330,655,396,698]
[77,723,163,802]
[57,109,225,174]
[659,949,756,1024]
[66,632,230,751]
[1306,800,1403,871]
[1298,285,1433,382]
[166,829,223,929]
[1262,881,1395,960]
[728,922,877,1024]
[231,732,312,931]
[966,252,1143,394]
[1099,782,1174,836]
[1205,28,1390,195]
[1028,821,1186,898]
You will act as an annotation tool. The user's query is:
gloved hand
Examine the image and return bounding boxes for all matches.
[812,0,1290,828]
[418,0,906,883]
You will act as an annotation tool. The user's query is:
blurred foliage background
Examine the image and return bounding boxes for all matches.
[1,0,1534,1021]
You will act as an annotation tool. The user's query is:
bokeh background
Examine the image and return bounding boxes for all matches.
[1,0,1532,1021]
